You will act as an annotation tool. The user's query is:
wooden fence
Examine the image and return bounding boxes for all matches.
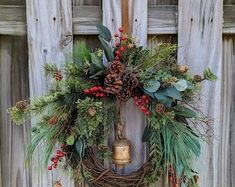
[0,0,234,186]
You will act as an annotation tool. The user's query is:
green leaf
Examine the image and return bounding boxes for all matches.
[90,53,105,75]
[174,105,197,118]
[154,89,172,108]
[165,87,182,100]
[186,81,194,89]
[96,24,112,42]
[66,135,75,145]
[143,78,160,93]
[142,125,151,142]
[98,35,114,62]
[89,70,105,79]
[75,138,86,158]
[175,79,188,91]
[203,67,217,82]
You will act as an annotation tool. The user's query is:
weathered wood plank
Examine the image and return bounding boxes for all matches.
[148,0,177,5]
[0,5,235,35]
[223,5,235,34]
[178,0,223,186]
[72,0,101,6]
[0,0,25,5]
[221,36,235,187]
[26,0,74,186]
[0,5,26,35]
[73,6,101,35]
[0,36,31,187]
[148,5,178,34]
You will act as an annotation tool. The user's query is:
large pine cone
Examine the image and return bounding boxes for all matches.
[108,61,124,75]
[117,72,139,102]
[104,73,123,94]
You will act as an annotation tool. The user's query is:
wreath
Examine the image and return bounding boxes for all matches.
[9,24,217,187]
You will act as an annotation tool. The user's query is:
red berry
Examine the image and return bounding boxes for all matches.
[60,143,65,148]
[120,46,126,51]
[115,50,121,55]
[83,89,90,94]
[59,152,65,157]
[121,36,127,41]
[114,33,119,37]
[100,93,105,97]
[48,166,52,170]
[95,93,100,97]
[55,155,60,159]
[141,106,147,112]
[134,96,138,100]
[92,86,98,92]
[56,150,61,154]
[145,99,149,104]
[53,159,58,164]
[146,111,151,115]
[51,157,55,162]
[115,42,120,47]
[98,86,103,91]
[142,95,147,100]
[118,27,123,32]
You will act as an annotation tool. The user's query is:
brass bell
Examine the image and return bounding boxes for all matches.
[112,139,131,169]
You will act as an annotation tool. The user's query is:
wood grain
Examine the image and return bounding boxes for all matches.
[178,0,223,186]
[26,0,74,186]
[148,0,178,5]
[0,36,31,187]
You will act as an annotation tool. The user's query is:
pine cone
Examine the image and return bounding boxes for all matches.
[87,107,96,117]
[104,73,123,94]
[108,61,124,75]
[117,72,139,102]
[54,182,62,187]
[193,74,203,82]
[15,100,27,110]
[54,71,63,81]
[156,104,166,114]
[48,116,58,125]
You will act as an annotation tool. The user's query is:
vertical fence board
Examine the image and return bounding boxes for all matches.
[0,36,31,187]
[178,0,223,186]
[26,0,74,186]
[221,36,235,187]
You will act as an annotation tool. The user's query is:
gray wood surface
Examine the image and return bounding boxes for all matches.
[178,0,223,186]
[0,36,31,187]
[26,0,74,186]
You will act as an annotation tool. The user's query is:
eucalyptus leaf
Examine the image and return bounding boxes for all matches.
[175,79,188,91]
[186,81,194,89]
[96,24,112,42]
[98,36,114,62]
[66,135,75,145]
[154,89,172,108]
[90,53,105,75]
[165,87,182,100]
[143,78,160,93]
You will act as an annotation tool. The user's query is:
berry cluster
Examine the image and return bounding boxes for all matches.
[48,144,65,171]
[168,165,180,187]
[133,95,151,116]
[83,86,107,98]
[114,27,127,61]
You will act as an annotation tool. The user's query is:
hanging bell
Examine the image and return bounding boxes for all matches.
[112,139,131,169]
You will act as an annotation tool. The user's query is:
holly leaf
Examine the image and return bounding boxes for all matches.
[203,67,217,82]
[143,78,160,93]
[66,135,75,145]
[174,105,197,118]
[96,24,112,42]
[175,79,188,91]
[165,87,182,100]
[98,35,114,62]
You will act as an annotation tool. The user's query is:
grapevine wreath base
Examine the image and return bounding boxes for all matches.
[9,24,216,187]
[71,147,154,187]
